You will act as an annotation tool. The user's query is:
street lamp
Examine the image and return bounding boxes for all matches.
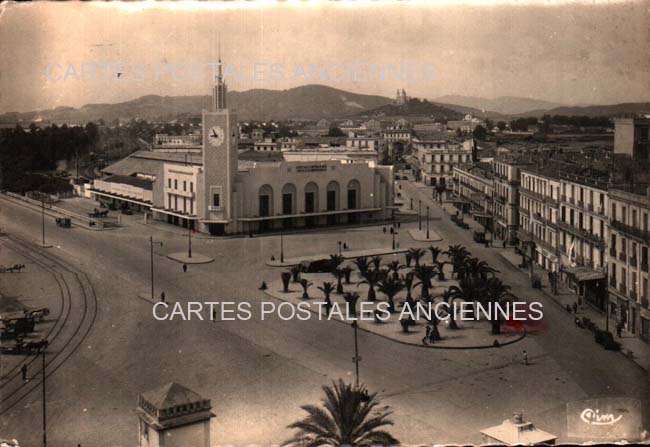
[418,200,422,231]
[351,321,361,388]
[41,341,48,447]
[187,222,192,259]
[149,236,163,301]
[338,241,342,255]
[41,199,45,246]
[392,230,398,250]
[426,206,430,239]
[280,229,285,263]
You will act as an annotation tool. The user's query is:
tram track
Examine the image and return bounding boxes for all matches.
[0,234,98,416]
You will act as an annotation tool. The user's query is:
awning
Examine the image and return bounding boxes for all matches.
[473,212,493,219]
[564,266,606,282]
[89,189,153,208]
[151,208,199,220]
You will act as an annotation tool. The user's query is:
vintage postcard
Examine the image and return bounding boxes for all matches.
[0,1,649,446]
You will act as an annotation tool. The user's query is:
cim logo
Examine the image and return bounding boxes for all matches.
[580,408,623,426]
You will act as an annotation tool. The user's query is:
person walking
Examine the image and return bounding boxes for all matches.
[182,263,188,273]
[422,324,432,345]
[21,364,27,382]
[572,302,578,314]
[502,239,507,249]
[160,291,166,303]
[522,350,528,365]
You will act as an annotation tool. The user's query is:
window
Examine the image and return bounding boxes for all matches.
[183,181,187,192]
[213,193,220,208]
[209,185,223,210]
[190,182,193,193]
[168,179,172,188]
[174,179,178,189]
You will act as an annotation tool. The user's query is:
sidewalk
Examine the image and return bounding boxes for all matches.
[499,248,650,371]
[266,246,409,267]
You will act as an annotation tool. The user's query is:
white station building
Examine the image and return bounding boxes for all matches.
[91,61,395,235]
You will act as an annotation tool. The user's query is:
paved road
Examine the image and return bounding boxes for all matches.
[1,191,649,445]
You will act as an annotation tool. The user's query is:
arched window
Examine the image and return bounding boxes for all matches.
[326,181,340,211]
[282,183,297,215]
[304,182,319,213]
[259,184,274,217]
[347,179,360,210]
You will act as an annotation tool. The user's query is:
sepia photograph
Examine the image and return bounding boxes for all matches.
[0,1,649,445]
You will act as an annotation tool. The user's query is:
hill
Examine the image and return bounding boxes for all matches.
[513,102,650,118]
[357,98,465,121]
[435,94,565,115]
[0,85,393,124]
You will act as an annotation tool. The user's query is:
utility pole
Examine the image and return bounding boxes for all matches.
[280,230,285,263]
[41,200,45,246]
[426,206,430,239]
[42,345,47,447]
[187,223,192,259]
[351,321,361,388]
[150,236,163,301]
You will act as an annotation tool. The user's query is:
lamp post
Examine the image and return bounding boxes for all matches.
[187,223,192,259]
[41,343,47,447]
[426,206,430,239]
[280,229,285,263]
[351,321,361,388]
[41,200,45,246]
[149,236,163,301]
[392,230,398,250]
[418,200,422,230]
[338,241,342,255]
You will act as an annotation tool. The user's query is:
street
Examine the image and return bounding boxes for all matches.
[1,183,649,445]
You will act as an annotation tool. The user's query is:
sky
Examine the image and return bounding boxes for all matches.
[0,1,648,113]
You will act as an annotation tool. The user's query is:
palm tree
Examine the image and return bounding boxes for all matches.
[404,251,413,268]
[332,268,345,294]
[458,257,498,282]
[330,254,345,271]
[429,246,443,264]
[482,277,512,334]
[281,271,292,293]
[290,265,303,283]
[377,276,404,312]
[342,265,354,284]
[437,288,459,329]
[285,379,398,447]
[300,279,313,299]
[433,260,449,281]
[413,264,436,301]
[400,272,416,307]
[343,292,360,317]
[358,269,381,302]
[318,282,336,313]
[444,244,470,277]
[370,255,383,270]
[408,248,426,267]
[353,256,370,276]
[447,279,483,323]
[386,260,402,280]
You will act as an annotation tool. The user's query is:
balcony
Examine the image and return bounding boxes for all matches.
[609,276,617,288]
[642,297,649,309]
[630,290,638,302]
[610,219,650,243]
[609,247,617,257]
[569,197,575,205]
[630,257,638,268]
[556,221,605,247]
[642,261,649,273]
[561,194,567,202]
[597,206,605,216]
[619,283,627,295]
[577,200,584,208]
[587,203,594,212]
[619,251,627,262]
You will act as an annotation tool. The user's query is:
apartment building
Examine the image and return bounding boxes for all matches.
[518,165,562,272]
[413,138,476,187]
[452,163,494,229]
[493,157,532,243]
[607,187,650,340]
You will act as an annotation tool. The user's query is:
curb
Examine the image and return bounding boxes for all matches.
[265,248,410,268]
[262,288,526,350]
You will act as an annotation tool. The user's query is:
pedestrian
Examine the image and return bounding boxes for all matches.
[617,322,623,338]
[259,281,268,290]
[182,263,187,273]
[160,291,166,303]
[422,324,431,345]
[522,350,528,365]
[572,302,578,314]
[21,364,27,382]
[484,240,489,248]
[397,222,401,228]
[343,243,348,250]
[383,227,387,234]
[502,239,507,249]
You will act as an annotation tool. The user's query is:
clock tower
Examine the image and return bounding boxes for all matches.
[201,56,238,234]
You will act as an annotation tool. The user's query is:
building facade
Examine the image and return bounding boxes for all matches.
[614,118,650,162]
[607,188,650,339]
[493,157,532,243]
[413,138,476,187]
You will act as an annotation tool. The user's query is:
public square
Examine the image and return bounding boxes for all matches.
[2,179,649,445]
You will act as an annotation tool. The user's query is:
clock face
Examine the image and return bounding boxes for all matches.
[208,125,225,147]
